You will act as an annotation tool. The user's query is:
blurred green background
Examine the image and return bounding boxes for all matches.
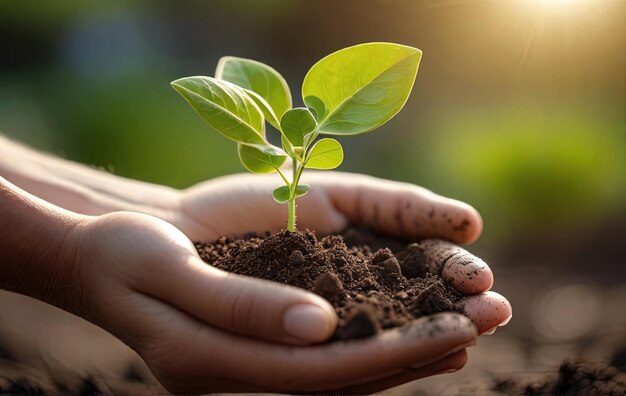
[0,0,625,392]
[1,0,624,253]
[2,0,624,245]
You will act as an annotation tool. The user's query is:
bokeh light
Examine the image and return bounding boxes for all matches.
[531,283,603,341]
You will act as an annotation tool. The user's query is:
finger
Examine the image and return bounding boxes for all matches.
[419,239,493,294]
[332,349,468,394]
[463,291,513,334]
[153,311,477,393]
[117,294,477,394]
[136,255,338,345]
[199,349,469,394]
[309,172,483,244]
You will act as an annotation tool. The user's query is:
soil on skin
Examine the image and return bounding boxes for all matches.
[195,229,464,340]
[492,359,626,395]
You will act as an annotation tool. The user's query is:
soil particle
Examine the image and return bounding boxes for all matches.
[334,307,379,340]
[195,229,464,340]
[397,243,429,278]
[288,249,305,265]
[381,257,402,275]
[313,272,344,302]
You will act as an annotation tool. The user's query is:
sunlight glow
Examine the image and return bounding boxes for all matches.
[539,0,581,7]
[519,0,591,72]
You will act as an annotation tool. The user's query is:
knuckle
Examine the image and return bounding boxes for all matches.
[220,280,259,333]
[419,239,465,273]
[88,211,192,269]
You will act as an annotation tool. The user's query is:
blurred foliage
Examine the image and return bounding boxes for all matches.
[0,70,243,187]
[0,0,624,251]
[424,105,624,240]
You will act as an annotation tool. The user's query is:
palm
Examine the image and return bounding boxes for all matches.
[78,212,504,393]
[174,171,511,330]
[72,173,511,393]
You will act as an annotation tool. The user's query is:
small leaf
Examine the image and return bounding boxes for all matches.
[303,95,326,121]
[305,138,344,169]
[272,186,291,204]
[280,107,317,153]
[216,56,292,125]
[272,184,310,204]
[302,42,421,135]
[171,76,266,144]
[238,143,287,174]
[294,184,310,197]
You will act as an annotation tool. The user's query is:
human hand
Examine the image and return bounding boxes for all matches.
[176,172,484,243]
[98,171,511,392]
[2,157,512,392]
[63,211,479,393]
[177,172,511,332]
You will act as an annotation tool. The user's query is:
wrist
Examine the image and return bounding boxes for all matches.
[0,177,86,313]
[0,135,182,218]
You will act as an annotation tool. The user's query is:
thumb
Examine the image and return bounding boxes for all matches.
[141,255,338,345]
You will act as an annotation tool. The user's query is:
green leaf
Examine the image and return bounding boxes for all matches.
[272,186,291,204]
[302,42,421,135]
[280,107,317,154]
[242,88,281,129]
[303,95,326,121]
[280,135,298,159]
[272,184,309,204]
[171,76,266,144]
[294,184,310,198]
[305,138,344,169]
[303,130,319,147]
[238,143,287,174]
[216,56,292,127]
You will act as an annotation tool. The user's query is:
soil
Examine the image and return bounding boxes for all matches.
[2,228,624,394]
[492,359,626,395]
[194,228,464,340]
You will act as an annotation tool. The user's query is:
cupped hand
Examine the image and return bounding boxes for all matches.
[62,172,510,393]
[2,139,511,392]
[177,172,511,333]
[68,211,477,393]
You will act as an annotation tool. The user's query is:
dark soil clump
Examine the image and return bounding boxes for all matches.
[492,359,626,395]
[195,229,464,340]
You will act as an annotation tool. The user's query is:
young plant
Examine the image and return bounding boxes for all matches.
[171,42,421,232]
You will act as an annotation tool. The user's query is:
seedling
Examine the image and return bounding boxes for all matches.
[172,42,421,231]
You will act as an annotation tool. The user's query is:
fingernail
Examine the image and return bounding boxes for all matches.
[283,304,331,342]
[443,368,459,374]
[483,327,497,335]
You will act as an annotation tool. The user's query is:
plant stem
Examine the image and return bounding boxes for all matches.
[276,167,290,187]
[287,158,298,232]
[287,197,296,232]
[286,136,314,232]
